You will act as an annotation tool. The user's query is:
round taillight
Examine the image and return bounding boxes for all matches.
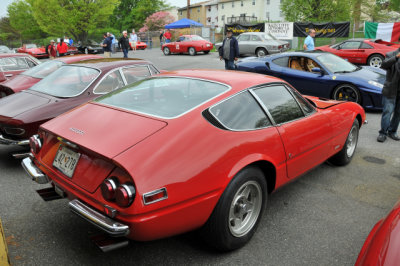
[116,183,136,207]
[101,177,119,201]
[29,135,41,154]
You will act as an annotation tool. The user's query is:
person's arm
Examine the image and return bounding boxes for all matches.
[303,37,309,50]
[234,38,239,61]
[219,39,224,59]
[381,51,400,70]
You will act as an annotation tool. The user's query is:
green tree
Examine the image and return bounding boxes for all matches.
[27,0,119,43]
[281,0,352,22]
[0,17,20,42]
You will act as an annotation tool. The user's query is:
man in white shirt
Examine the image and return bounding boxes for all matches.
[129,29,138,51]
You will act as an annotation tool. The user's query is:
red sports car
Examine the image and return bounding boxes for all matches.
[162,35,213,56]
[22,70,365,251]
[316,39,400,68]
[0,58,158,150]
[0,53,40,83]
[356,199,400,265]
[0,54,102,98]
[130,41,147,50]
[17,44,49,59]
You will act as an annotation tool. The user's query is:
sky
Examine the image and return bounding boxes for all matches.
[0,0,200,18]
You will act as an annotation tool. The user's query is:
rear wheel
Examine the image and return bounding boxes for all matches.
[188,47,196,56]
[163,47,170,55]
[367,54,384,68]
[332,84,361,104]
[256,48,268,57]
[201,166,267,251]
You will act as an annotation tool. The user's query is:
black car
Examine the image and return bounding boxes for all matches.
[77,40,104,54]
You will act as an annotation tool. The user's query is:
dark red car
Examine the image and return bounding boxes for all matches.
[162,35,213,56]
[17,44,48,59]
[22,70,365,251]
[0,58,159,149]
[0,55,102,98]
[316,39,400,68]
[0,53,40,83]
[356,199,400,265]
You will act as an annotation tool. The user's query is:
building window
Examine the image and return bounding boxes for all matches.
[216,16,218,21]
[280,10,283,17]
[252,13,255,17]
[232,1,234,7]
[266,12,270,20]
[222,3,224,9]
[198,7,200,12]
[280,0,283,3]
[198,18,200,22]
[252,0,255,5]
[222,15,225,21]
[241,1,244,6]
[267,0,270,4]
[180,11,182,15]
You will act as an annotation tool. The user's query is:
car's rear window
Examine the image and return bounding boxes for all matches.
[30,65,99,97]
[22,60,64,78]
[95,77,230,118]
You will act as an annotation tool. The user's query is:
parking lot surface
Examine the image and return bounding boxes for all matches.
[0,49,399,265]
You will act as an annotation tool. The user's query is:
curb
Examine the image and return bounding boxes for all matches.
[0,218,10,266]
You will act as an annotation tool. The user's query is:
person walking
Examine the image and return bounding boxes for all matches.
[219,29,239,70]
[102,33,112,58]
[119,31,130,58]
[303,28,316,51]
[57,39,68,57]
[159,30,164,46]
[164,29,172,43]
[47,40,57,59]
[377,48,400,142]
[129,29,137,51]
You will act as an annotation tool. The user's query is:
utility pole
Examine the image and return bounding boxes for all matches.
[187,0,190,19]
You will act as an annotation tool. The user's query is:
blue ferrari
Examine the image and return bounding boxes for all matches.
[236,51,385,110]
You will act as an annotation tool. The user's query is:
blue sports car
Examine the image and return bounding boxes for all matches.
[236,51,385,110]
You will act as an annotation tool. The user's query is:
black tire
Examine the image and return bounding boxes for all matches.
[328,119,359,166]
[367,54,384,68]
[188,47,196,56]
[163,47,170,55]
[204,50,210,54]
[201,166,267,251]
[332,84,362,105]
[256,48,268,57]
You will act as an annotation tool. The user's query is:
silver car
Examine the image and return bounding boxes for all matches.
[216,32,289,57]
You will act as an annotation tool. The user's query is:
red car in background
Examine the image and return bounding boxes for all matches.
[130,41,147,50]
[162,35,213,56]
[17,44,48,59]
[316,39,400,68]
[22,70,365,251]
[0,53,40,83]
[356,199,400,265]
[0,54,102,98]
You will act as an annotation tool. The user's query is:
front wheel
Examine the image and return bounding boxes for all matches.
[163,47,170,55]
[201,166,267,251]
[188,47,196,56]
[328,119,360,166]
[367,54,384,68]
[256,48,267,57]
[332,84,361,104]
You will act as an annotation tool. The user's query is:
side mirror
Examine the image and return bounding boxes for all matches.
[311,67,324,76]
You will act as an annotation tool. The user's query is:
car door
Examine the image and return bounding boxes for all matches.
[237,34,251,54]
[249,34,262,55]
[335,41,362,63]
[251,83,333,179]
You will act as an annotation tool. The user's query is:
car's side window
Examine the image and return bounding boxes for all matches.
[290,88,315,115]
[239,35,250,41]
[250,35,261,42]
[0,57,29,71]
[360,42,373,49]
[288,57,305,71]
[340,41,361,49]
[25,58,37,68]
[209,91,271,130]
[122,66,151,85]
[253,84,304,124]
[94,70,125,94]
[272,56,289,67]
[148,65,160,75]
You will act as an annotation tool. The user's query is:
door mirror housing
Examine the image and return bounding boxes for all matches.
[311,67,324,76]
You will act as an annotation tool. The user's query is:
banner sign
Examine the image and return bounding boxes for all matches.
[293,22,350,38]
[225,23,265,35]
[265,22,293,39]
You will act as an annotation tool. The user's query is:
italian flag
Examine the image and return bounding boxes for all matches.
[365,22,400,42]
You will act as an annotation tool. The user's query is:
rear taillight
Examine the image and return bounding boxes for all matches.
[100,177,119,201]
[100,168,136,208]
[29,134,42,154]
[116,183,136,207]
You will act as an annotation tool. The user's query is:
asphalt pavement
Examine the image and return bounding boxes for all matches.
[0,49,399,265]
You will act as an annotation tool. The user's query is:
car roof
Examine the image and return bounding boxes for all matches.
[156,69,284,93]
[71,58,152,70]
[55,55,103,64]
[0,53,34,58]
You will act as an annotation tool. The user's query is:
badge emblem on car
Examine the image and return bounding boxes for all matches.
[69,127,85,135]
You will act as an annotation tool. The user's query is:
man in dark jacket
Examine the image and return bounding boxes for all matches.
[219,29,239,70]
[377,48,400,142]
[119,31,130,58]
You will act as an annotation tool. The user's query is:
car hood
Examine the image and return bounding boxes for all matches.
[337,66,386,90]
[0,74,40,93]
[27,48,45,53]
[0,90,50,119]
[41,102,168,159]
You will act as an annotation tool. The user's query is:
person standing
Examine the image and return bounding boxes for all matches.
[159,30,164,46]
[129,29,137,51]
[102,33,112,58]
[377,48,400,142]
[164,29,172,43]
[57,39,68,57]
[47,40,57,59]
[219,29,239,70]
[303,29,316,51]
[110,32,117,53]
[119,31,130,58]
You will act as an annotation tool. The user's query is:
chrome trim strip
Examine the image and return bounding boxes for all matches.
[143,187,168,205]
[0,134,29,146]
[21,157,49,184]
[69,199,130,237]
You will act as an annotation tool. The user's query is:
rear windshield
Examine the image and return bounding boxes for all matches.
[30,65,100,97]
[95,77,230,118]
[22,60,64,78]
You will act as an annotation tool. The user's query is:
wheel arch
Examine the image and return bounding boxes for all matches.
[367,53,385,62]
[255,47,268,55]
[331,82,362,105]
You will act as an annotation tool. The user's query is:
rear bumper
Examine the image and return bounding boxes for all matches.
[21,157,49,184]
[69,199,130,237]
[0,134,29,146]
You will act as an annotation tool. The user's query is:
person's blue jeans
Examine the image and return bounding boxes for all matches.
[122,48,128,58]
[166,39,171,43]
[224,59,235,70]
[379,95,400,135]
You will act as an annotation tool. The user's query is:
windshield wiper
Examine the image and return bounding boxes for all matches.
[334,70,352,73]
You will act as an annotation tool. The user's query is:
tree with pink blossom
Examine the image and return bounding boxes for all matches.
[139,11,175,32]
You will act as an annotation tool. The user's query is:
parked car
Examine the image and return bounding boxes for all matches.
[162,35,213,56]
[17,44,48,59]
[22,70,365,251]
[76,40,104,54]
[0,58,159,149]
[66,44,79,55]
[0,53,40,83]
[316,38,400,68]
[355,199,400,265]
[0,45,13,53]
[236,51,385,110]
[0,55,102,98]
[215,32,290,57]
[131,41,147,50]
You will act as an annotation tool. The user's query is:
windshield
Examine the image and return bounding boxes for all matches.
[191,36,205,41]
[95,77,230,118]
[30,65,100,97]
[262,33,278,40]
[0,46,11,52]
[22,60,64,79]
[316,53,358,73]
[25,44,37,49]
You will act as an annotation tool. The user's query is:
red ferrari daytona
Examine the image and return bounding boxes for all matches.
[162,35,213,56]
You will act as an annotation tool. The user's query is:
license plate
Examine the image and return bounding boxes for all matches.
[53,145,80,178]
